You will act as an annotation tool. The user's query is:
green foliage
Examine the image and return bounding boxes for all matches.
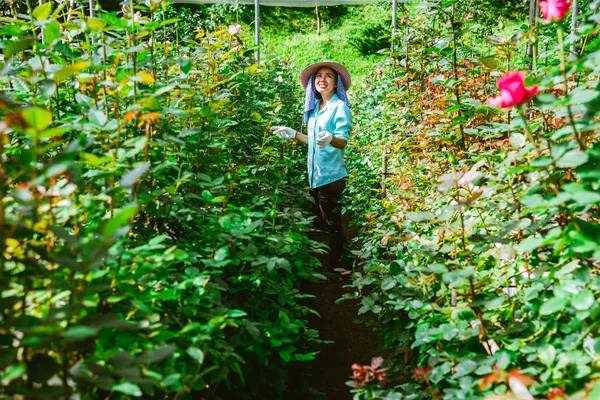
[342,0,600,398]
[0,1,323,399]
[261,4,392,83]
[349,21,391,56]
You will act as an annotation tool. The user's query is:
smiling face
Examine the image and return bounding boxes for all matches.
[314,67,337,98]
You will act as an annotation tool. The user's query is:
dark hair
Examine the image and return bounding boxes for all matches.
[314,67,338,82]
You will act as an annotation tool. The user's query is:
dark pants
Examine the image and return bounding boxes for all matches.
[309,178,347,270]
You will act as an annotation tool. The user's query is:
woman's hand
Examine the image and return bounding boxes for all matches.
[317,131,333,148]
[271,126,296,139]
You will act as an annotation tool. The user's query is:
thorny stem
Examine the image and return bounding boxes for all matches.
[516,106,541,157]
[0,129,5,274]
[451,3,466,150]
[557,28,586,150]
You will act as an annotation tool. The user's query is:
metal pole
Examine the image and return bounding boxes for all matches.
[526,0,537,70]
[255,0,260,62]
[570,0,579,55]
[391,0,397,52]
[392,0,397,30]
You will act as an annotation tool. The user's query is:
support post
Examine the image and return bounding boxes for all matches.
[381,145,390,197]
[255,0,260,62]
[392,0,397,30]
[89,0,95,17]
[526,0,537,70]
[316,6,321,35]
[391,0,397,51]
[570,0,579,55]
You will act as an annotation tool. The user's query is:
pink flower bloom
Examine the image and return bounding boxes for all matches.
[539,0,570,22]
[134,11,142,22]
[467,12,473,19]
[487,71,539,108]
[351,357,387,388]
[400,17,407,24]
[376,66,383,75]
[229,24,242,35]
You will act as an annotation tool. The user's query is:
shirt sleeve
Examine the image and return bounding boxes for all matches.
[332,102,352,143]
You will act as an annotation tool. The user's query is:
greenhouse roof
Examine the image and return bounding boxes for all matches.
[171,0,405,61]
[172,0,395,6]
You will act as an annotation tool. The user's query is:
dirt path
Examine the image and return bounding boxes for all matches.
[293,214,386,400]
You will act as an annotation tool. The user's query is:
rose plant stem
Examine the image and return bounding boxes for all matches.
[517,106,541,157]
[557,28,586,150]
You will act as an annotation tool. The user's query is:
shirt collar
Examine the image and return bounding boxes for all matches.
[316,93,339,112]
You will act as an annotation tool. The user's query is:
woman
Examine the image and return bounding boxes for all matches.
[272,60,352,282]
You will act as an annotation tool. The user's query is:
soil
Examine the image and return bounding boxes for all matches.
[290,214,386,400]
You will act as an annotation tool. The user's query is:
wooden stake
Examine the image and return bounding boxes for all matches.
[316,6,321,36]
[381,145,390,197]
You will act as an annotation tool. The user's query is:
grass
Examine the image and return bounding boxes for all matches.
[258,4,393,86]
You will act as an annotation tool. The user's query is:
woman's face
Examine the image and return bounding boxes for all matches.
[315,67,337,97]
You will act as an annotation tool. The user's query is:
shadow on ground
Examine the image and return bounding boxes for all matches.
[289,213,386,400]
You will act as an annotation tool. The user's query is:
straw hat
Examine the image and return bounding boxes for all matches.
[300,60,351,91]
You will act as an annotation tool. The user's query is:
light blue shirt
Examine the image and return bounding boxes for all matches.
[307,94,352,189]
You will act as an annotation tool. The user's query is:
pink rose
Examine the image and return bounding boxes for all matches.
[228,24,242,35]
[539,0,570,22]
[488,71,539,108]
[351,357,387,388]
[400,17,407,24]
[467,12,473,19]
[376,66,383,75]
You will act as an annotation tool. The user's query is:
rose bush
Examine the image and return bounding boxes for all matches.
[343,0,600,398]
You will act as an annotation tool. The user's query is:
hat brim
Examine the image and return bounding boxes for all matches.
[300,61,351,91]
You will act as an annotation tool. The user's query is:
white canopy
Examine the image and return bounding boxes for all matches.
[170,0,401,61]
[173,0,387,6]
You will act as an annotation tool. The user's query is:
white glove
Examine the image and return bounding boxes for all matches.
[271,126,296,139]
[317,131,333,148]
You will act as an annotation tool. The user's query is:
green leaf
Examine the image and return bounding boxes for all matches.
[295,352,318,361]
[38,79,56,98]
[539,297,568,315]
[482,296,506,310]
[179,59,191,74]
[54,61,91,83]
[104,205,138,238]
[112,382,142,397]
[226,309,247,318]
[589,379,600,399]
[515,237,544,252]
[407,212,435,222]
[32,2,52,20]
[570,89,599,104]
[88,107,107,126]
[186,347,204,366]
[424,263,448,274]
[572,290,594,311]
[279,350,292,362]
[120,162,150,188]
[538,345,556,367]
[44,21,61,44]
[1,364,26,383]
[556,150,589,168]
[160,18,181,26]
[64,326,97,342]
[138,345,176,363]
[454,359,477,377]
[22,107,52,131]
[4,37,34,59]
[381,277,397,291]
